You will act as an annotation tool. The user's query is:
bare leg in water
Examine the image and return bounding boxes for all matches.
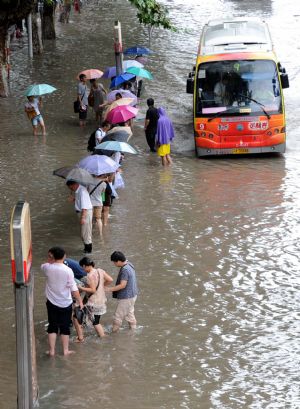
[61,334,75,355]
[73,317,84,342]
[102,206,110,226]
[94,323,106,338]
[161,155,168,166]
[166,154,173,165]
[47,333,57,356]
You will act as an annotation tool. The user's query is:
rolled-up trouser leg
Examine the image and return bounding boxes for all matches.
[80,209,93,244]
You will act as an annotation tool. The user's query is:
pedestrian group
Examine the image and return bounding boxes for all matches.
[23,6,176,354]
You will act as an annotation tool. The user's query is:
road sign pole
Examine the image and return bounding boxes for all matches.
[10,201,38,409]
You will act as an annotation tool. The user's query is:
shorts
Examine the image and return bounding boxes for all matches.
[103,193,112,207]
[92,314,101,326]
[31,114,43,126]
[93,206,102,219]
[157,144,170,157]
[113,296,137,326]
[46,299,73,335]
[79,109,87,120]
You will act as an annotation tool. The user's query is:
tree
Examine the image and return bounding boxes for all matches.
[42,0,56,40]
[128,0,175,45]
[0,0,34,96]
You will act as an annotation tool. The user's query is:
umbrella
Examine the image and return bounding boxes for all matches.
[110,73,136,89]
[126,67,153,80]
[66,167,97,186]
[107,89,137,104]
[106,105,138,124]
[123,60,144,69]
[77,69,103,80]
[95,141,137,154]
[103,98,135,120]
[102,61,143,79]
[24,83,57,96]
[77,155,119,176]
[104,128,132,142]
[53,166,74,179]
[123,46,153,55]
[106,97,135,112]
[135,56,148,65]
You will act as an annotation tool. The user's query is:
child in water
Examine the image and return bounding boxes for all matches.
[24,96,46,136]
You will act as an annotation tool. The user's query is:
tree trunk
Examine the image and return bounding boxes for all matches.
[32,11,43,54]
[42,2,56,40]
[147,25,154,46]
[0,27,9,97]
[0,0,35,97]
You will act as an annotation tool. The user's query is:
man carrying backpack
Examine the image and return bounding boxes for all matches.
[87,120,111,152]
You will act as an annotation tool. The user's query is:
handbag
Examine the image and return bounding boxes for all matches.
[74,306,84,325]
[88,93,94,107]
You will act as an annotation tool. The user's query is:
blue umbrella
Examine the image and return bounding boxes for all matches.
[110,73,136,89]
[24,83,57,96]
[124,46,153,55]
[95,141,137,154]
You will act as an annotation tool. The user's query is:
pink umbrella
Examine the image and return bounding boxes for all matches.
[106,105,138,124]
[77,69,103,80]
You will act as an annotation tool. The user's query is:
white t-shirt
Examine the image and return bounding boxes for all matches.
[89,178,106,207]
[25,98,40,116]
[74,185,93,211]
[95,128,106,145]
[41,262,78,308]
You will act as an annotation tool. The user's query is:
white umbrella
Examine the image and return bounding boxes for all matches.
[77,155,119,176]
[95,141,137,154]
[123,60,144,69]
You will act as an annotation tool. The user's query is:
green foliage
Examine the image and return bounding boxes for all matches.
[128,0,175,31]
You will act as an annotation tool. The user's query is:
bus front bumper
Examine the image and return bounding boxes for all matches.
[196,143,286,157]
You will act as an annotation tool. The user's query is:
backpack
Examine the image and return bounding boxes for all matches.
[87,130,97,152]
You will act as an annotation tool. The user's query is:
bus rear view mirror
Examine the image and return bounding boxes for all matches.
[186,77,194,94]
[280,73,289,89]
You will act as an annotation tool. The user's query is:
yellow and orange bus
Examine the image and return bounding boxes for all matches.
[186,18,289,157]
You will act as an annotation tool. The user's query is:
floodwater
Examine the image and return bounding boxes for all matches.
[0,0,300,408]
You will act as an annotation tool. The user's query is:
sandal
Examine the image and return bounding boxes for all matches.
[74,337,84,343]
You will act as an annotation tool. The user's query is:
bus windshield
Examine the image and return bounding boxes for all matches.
[196,59,282,117]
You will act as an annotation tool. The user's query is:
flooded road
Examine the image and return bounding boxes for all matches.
[0,0,300,408]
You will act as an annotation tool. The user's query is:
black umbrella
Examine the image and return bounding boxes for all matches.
[53,166,74,179]
[94,130,130,155]
[53,166,97,186]
[102,130,129,143]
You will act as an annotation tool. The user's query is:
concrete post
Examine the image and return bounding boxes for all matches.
[114,20,123,77]
[27,14,33,58]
